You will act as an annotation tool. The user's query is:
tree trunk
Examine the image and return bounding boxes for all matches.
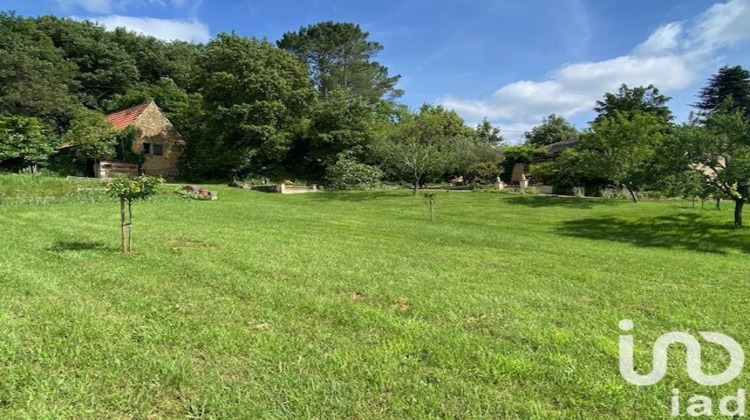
[120,198,127,253]
[413,174,419,196]
[626,187,638,203]
[735,199,745,229]
[716,198,722,210]
[127,201,133,252]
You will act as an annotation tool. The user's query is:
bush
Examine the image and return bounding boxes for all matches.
[325,154,383,191]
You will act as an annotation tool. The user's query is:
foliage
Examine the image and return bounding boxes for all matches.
[290,89,374,179]
[0,116,54,170]
[107,175,164,252]
[107,175,164,204]
[325,153,382,190]
[524,114,578,146]
[103,78,191,118]
[0,13,78,131]
[278,21,402,104]
[62,109,118,159]
[594,84,673,123]
[35,16,140,109]
[446,134,503,184]
[475,119,504,146]
[379,105,474,192]
[669,106,750,227]
[499,144,547,183]
[191,33,315,178]
[576,111,669,202]
[695,65,750,117]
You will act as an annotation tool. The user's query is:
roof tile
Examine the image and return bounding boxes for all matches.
[105,102,151,130]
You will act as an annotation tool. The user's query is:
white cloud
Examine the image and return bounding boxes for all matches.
[690,0,750,50]
[87,15,210,43]
[634,22,683,56]
[441,0,750,131]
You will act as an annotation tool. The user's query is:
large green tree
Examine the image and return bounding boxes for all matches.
[0,13,78,130]
[110,28,205,91]
[0,116,55,171]
[695,65,750,117]
[62,109,118,160]
[36,17,140,109]
[191,33,314,178]
[289,89,375,179]
[278,22,402,104]
[378,105,474,193]
[671,107,750,228]
[524,114,578,146]
[594,84,673,123]
[576,111,669,202]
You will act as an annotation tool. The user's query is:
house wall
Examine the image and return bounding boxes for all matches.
[511,162,527,183]
[130,103,183,178]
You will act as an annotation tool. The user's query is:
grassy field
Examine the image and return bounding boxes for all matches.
[0,176,749,418]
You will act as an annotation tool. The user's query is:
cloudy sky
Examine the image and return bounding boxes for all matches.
[3,0,750,140]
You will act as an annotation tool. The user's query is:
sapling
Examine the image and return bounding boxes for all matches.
[107,175,164,253]
[422,192,437,221]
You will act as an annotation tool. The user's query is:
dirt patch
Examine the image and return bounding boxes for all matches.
[348,292,366,301]
[392,297,412,312]
[168,238,217,249]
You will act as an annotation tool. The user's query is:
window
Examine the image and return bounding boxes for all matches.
[142,143,151,154]
[153,144,164,156]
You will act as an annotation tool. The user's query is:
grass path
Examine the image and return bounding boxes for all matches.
[0,187,748,418]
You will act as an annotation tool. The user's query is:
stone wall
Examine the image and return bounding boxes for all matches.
[131,103,183,178]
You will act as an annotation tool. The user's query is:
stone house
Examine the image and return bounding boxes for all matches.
[103,101,183,178]
[59,101,183,178]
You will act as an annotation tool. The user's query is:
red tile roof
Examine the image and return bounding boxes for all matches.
[105,102,151,130]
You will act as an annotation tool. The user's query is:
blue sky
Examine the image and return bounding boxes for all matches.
[3,0,750,140]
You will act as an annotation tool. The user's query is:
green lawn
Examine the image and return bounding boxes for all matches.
[0,179,748,418]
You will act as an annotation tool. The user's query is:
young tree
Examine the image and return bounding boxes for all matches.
[594,84,673,123]
[524,114,578,146]
[278,22,402,104]
[576,112,668,203]
[107,176,164,253]
[422,192,437,222]
[695,65,750,117]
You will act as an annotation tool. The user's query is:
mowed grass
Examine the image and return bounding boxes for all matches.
[0,180,749,418]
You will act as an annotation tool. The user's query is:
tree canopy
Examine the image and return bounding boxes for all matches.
[695,65,750,117]
[594,84,673,124]
[524,114,578,146]
[278,22,403,104]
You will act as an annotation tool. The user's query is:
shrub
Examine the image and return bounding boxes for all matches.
[325,153,382,191]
